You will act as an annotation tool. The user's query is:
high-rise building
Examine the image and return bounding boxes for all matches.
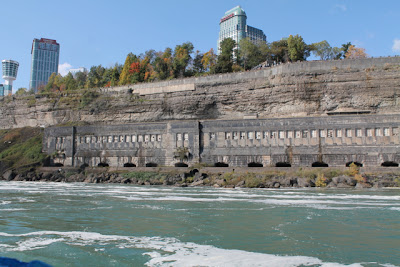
[0,59,19,96]
[218,6,266,53]
[29,38,60,92]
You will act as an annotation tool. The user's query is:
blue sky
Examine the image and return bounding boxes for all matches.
[1,0,400,92]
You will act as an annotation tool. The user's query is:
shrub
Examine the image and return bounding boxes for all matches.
[315,173,327,187]
[347,163,360,176]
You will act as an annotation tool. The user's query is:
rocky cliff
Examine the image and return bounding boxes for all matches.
[0,57,399,129]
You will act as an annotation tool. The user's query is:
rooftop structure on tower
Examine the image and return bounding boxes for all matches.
[218,6,266,53]
[0,59,19,96]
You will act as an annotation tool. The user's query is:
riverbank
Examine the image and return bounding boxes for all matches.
[1,165,400,189]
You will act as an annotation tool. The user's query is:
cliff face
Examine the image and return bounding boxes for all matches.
[0,57,399,129]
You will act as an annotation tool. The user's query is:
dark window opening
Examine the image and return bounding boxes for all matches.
[214,162,229,167]
[98,162,109,167]
[346,162,363,167]
[248,162,263,167]
[124,163,136,167]
[381,161,399,167]
[312,162,329,167]
[275,162,291,167]
[175,162,188,167]
[53,163,64,167]
[145,163,158,167]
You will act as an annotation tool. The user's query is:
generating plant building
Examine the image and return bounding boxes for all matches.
[29,38,60,92]
[218,6,266,53]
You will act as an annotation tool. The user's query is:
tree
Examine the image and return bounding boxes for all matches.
[154,48,174,80]
[341,42,352,58]
[312,40,342,60]
[173,42,194,78]
[15,87,28,96]
[214,38,236,73]
[270,39,289,63]
[345,45,368,59]
[85,65,106,88]
[44,73,63,92]
[119,53,137,85]
[287,34,310,62]
[201,48,217,73]
[192,50,205,74]
[238,38,270,70]
[62,72,77,90]
[75,71,87,89]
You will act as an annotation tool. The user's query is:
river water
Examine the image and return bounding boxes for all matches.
[0,181,399,266]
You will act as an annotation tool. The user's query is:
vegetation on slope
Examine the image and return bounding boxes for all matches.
[0,127,46,172]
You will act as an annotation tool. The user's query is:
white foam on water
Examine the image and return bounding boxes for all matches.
[0,231,381,267]
[0,200,11,205]
[0,208,28,211]
[11,237,65,251]
[389,207,400,211]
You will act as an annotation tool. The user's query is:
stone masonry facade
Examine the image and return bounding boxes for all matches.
[43,114,400,168]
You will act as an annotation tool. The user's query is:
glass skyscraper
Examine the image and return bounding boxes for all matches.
[1,59,19,96]
[29,38,60,92]
[218,6,266,53]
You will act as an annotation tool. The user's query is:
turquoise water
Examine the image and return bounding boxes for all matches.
[0,181,399,266]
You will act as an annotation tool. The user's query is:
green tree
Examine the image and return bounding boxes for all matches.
[154,48,174,80]
[287,34,310,62]
[214,38,236,73]
[192,50,205,74]
[62,72,77,91]
[238,38,270,70]
[75,71,87,89]
[270,39,289,63]
[44,73,63,92]
[85,65,106,88]
[173,42,194,78]
[15,87,28,96]
[312,40,342,60]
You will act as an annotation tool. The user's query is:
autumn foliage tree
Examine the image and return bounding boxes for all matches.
[345,45,368,59]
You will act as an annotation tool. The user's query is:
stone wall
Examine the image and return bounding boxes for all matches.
[43,114,400,168]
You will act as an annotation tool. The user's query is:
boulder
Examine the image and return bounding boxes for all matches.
[355,182,372,189]
[297,177,311,187]
[2,170,16,181]
[190,180,204,187]
[235,180,245,187]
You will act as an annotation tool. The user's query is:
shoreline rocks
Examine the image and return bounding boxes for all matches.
[0,168,399,189]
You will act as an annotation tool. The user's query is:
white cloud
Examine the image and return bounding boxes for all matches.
[335,4,347,12]
[58,62,72,76]
[392,39,400,52]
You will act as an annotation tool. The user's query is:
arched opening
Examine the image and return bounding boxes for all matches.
[124,163,136,167]
[346,162,363,167]
[312,162,329,167]
[145,163,158,167]
[381,161,399,167]
[248,162,263,167]
[214,162,229,167]
[53,163,64,167]
[275,162,291,167]
[175,162,188,167]
[98,162,109,167]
